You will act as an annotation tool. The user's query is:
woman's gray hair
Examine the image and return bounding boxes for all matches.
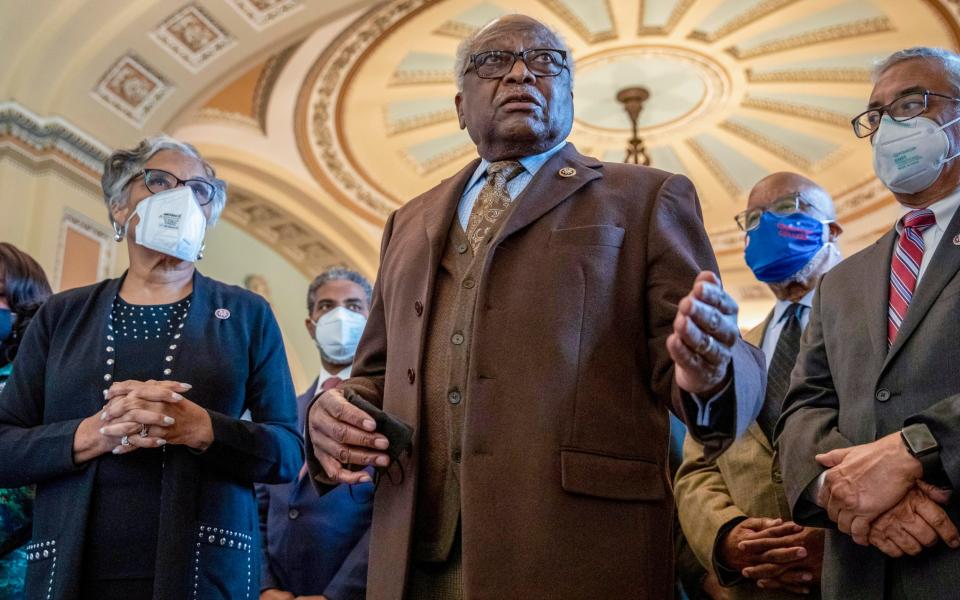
[874,47,960,93]
[453,18,574,93]
[101,135,227,226]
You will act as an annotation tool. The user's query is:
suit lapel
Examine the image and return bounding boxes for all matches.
[422,158,480,262]
[745,312,775,451]
[494,144,602,245]
[862,230,897,367]
[884,205,960,370]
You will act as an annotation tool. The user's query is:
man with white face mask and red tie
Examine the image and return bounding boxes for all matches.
[776,47,960,600]
[258,267,373,600]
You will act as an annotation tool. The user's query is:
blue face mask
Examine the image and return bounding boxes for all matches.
[0,309,13,343]
[744,212,828,283]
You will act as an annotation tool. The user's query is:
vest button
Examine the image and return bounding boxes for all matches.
[457,243,468,254]
[771,468,783,484]
[448,390,462,405]
[407,369,416,384]
[452,450,462,463]
[875,388,891,402]
[414,300,423,316]
[451,332,465,345]
[462,278,475,289]
[288,509,300,520]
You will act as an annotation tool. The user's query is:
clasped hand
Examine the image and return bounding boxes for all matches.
[815,432,959,556]
[95,379,212,454]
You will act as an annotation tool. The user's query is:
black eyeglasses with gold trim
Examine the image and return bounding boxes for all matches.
[127,168,219,205]
[464,48,568,79]
[851,90,960,138]
[734,192,832,232]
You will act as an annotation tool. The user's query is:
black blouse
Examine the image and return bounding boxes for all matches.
[82,296,192,587]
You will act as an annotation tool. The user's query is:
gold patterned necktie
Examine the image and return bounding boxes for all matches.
[465,160,524,253]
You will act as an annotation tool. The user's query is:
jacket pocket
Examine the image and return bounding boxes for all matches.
[190,524,254,600]
[549,225,625,248]
[560,449,665,501]
[24,539,57,598]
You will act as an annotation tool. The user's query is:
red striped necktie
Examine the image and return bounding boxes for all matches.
[888,209,937,346]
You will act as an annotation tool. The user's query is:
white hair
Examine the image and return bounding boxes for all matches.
[453,17,574,93]
[874,47,960,93]
[101,135,227,226]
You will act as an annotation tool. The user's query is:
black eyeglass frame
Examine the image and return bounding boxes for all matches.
[464,48,569,80]
[126,168,219,206]
[851,90,960,138]
[734,192,834,232]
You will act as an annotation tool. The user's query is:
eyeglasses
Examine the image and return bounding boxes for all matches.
[129,168,218,205]
[465,49,568,80]
[734,193,831,231]
[851,90,960,138]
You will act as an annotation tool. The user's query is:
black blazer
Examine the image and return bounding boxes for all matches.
[0,271,302,600]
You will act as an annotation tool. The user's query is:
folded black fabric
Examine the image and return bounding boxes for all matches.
[342,388,414,485]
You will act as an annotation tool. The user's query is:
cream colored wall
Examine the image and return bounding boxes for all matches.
[0,155,316,393]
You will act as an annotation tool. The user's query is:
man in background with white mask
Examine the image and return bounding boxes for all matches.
[676,172,839,599]
[259,267,373,600]
[776,47,960,600]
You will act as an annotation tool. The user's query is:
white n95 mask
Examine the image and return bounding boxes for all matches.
[872,114,960,194]
[130,186,207,262]
[314,306,367,364]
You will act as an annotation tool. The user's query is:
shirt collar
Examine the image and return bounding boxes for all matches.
[896,188,960,234]
[464,141,568,192]
[771,289,815,326]
[319,364,351,386]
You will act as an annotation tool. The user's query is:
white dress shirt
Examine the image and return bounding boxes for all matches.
[896,188,960,284]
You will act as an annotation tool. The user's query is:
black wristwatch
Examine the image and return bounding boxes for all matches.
[901,423,944,481]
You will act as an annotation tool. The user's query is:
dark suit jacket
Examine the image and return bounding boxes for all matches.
[307,143,765,599]
[0,271,302,600]
[258,378,372,599]
[776,206,960,599]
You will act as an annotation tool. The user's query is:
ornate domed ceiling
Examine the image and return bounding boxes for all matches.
[297,0,959,255]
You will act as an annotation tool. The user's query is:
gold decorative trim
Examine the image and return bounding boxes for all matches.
[741,96,851,127]
[718,120,841,172]
[746,67,872,83]
[727,17,893,59]
[638,0,695,36]
[434,20,479,39]
[685,138,740,199]
[254,41,302,133]
[689,0,799,43]
[401,139,475,175]
[537,0,617,43]
[196,107,261,129]
[389,70,455,86]
[384,107,457,135]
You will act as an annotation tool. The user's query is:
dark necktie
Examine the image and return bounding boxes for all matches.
[757,303,804,442]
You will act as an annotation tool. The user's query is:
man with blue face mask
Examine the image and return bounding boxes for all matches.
[777,47,960,600]
[258,267,373,600]
[676,173,840,600]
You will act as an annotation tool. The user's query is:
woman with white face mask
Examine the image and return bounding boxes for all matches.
[0,136,301,600]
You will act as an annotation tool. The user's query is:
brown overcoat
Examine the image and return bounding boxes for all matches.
[308,144,765,599]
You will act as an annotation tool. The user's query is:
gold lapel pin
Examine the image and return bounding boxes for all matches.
[953,234,960,246]
[558,167,576,178]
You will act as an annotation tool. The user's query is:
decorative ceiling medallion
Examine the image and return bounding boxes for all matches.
[151,4,235,73]
[228,0,303,31]
[295,0,960,236]
[92,54,172,128]
[572,45,729,136]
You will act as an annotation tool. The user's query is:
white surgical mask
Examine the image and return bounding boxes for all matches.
[313,306,367,364]
[872,114,960,194]
[128,186,207,262]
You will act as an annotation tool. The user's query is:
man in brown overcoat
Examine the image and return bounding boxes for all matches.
[306,14,765,600]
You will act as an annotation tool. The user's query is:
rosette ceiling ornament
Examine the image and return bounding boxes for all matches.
[295,0,960,256]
